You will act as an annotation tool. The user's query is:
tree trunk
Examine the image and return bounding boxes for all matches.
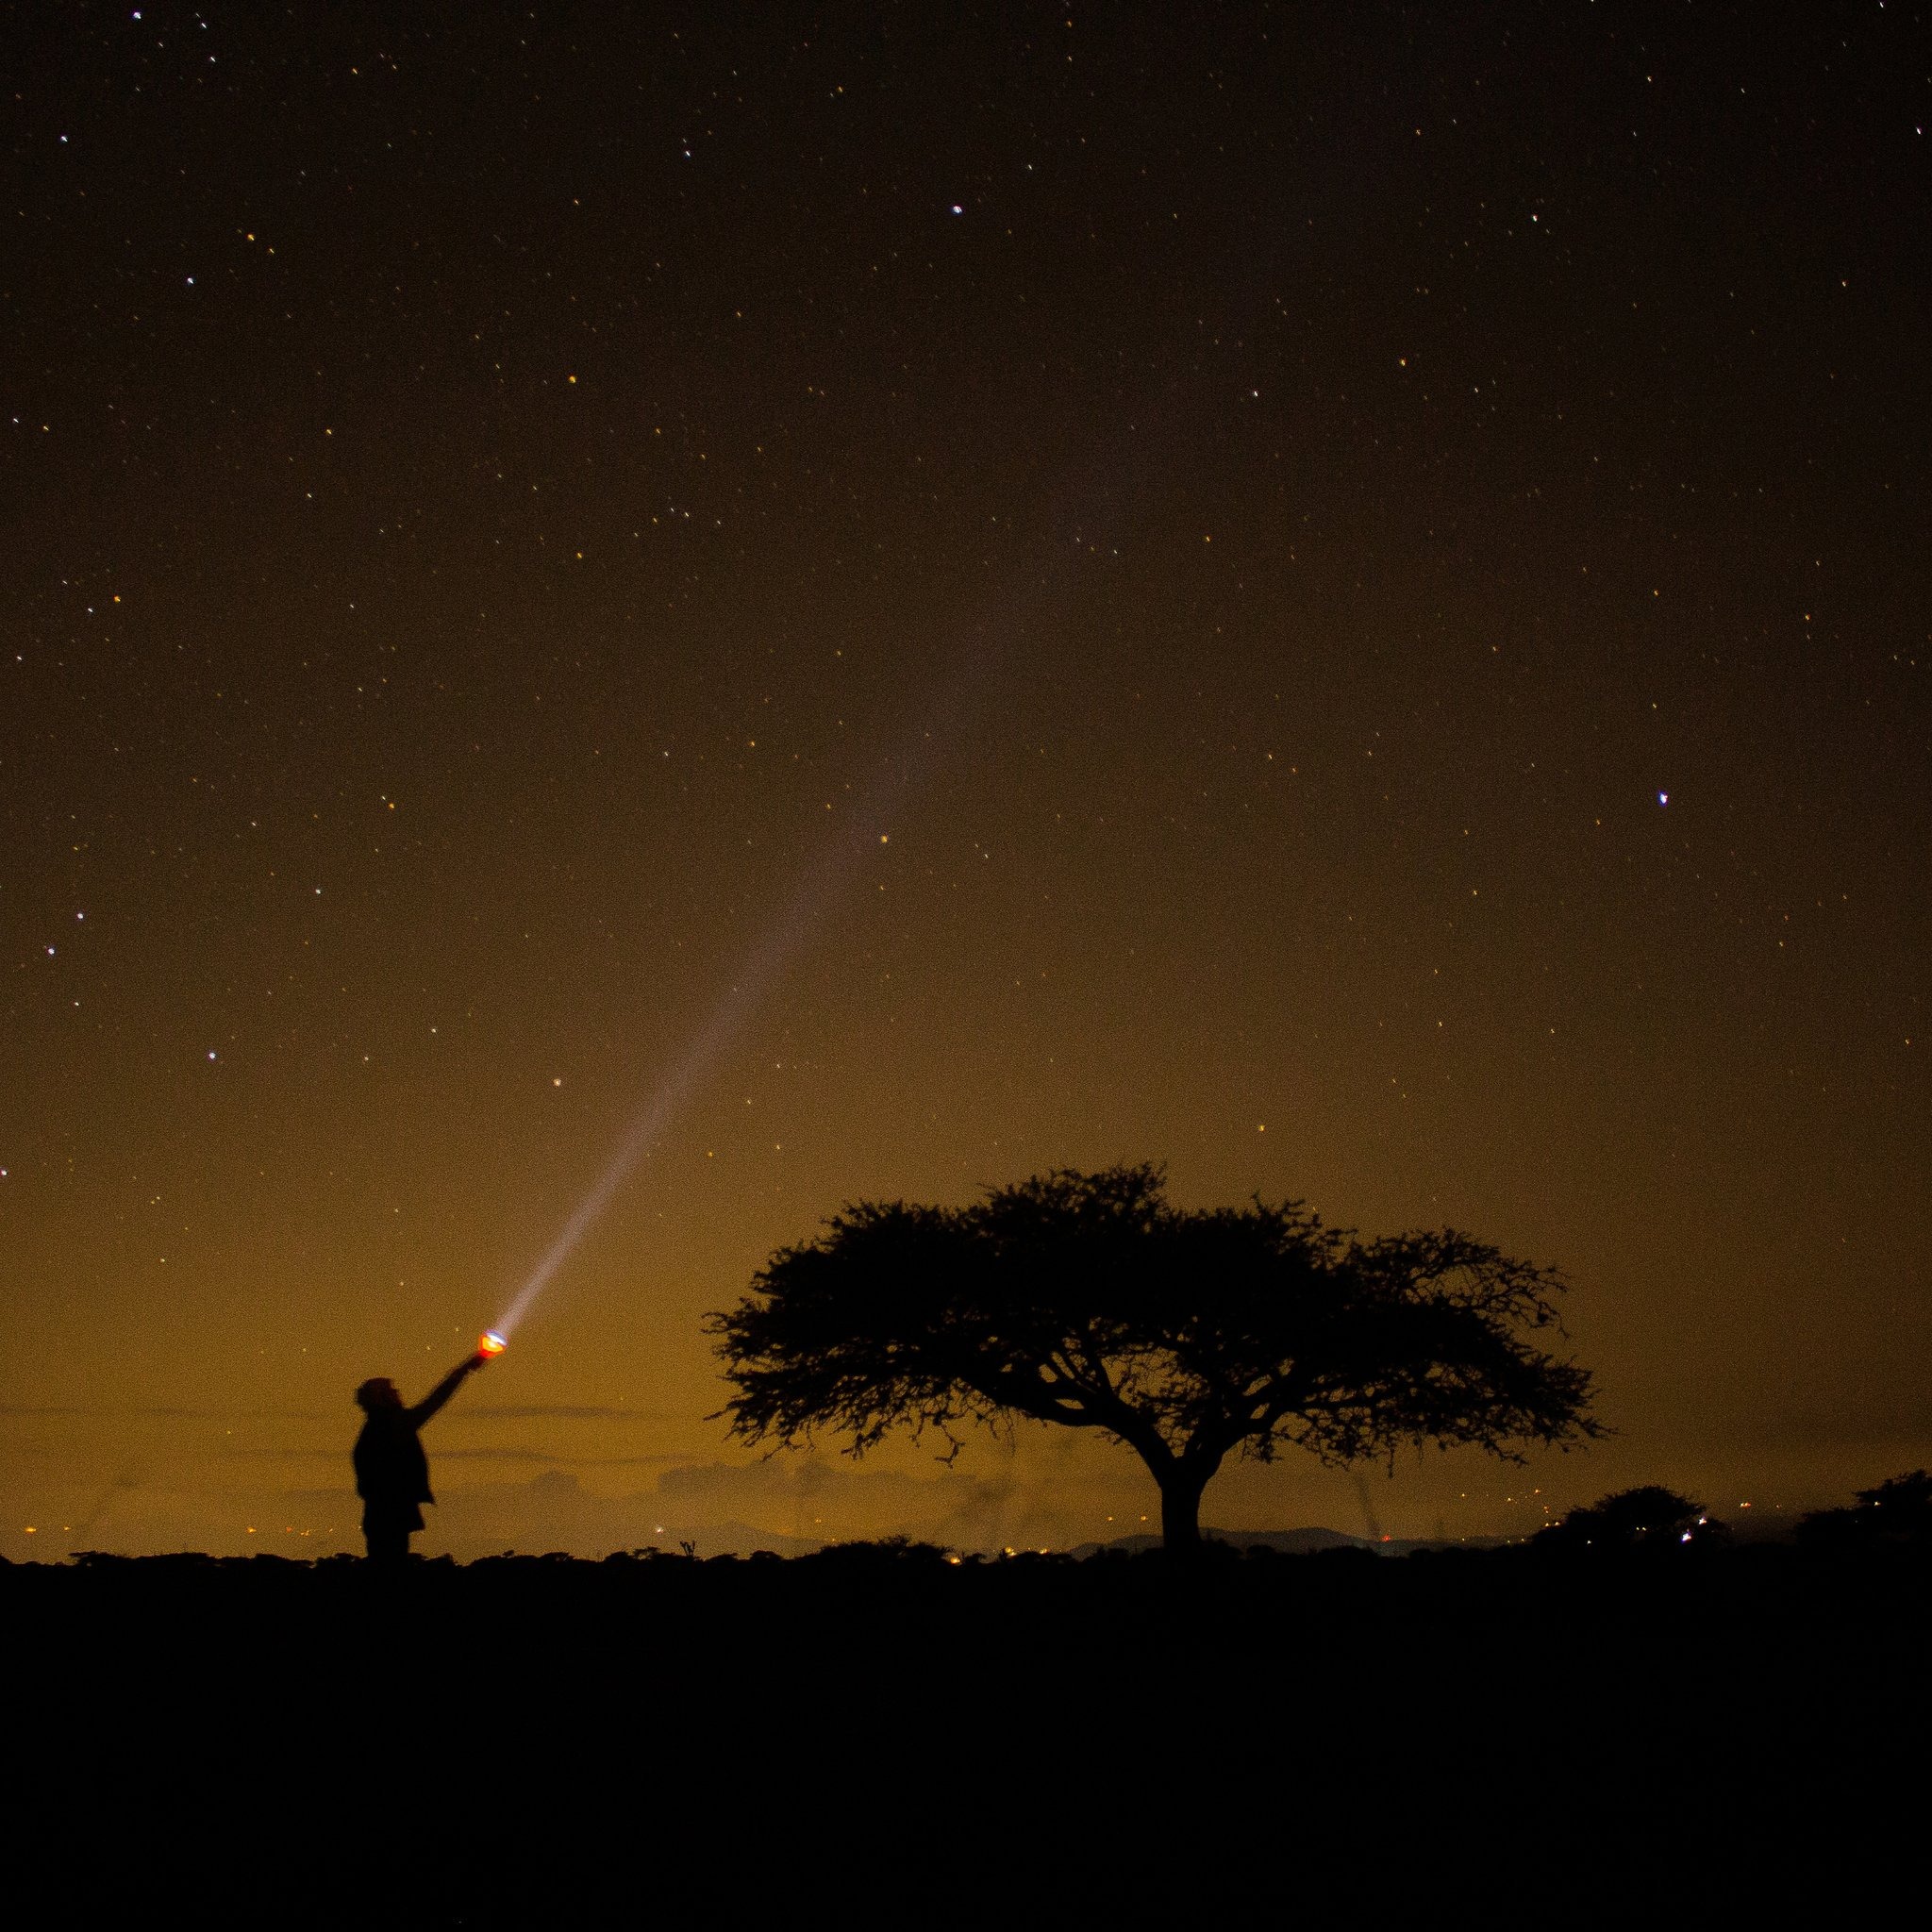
[1159,1477,1207,1554]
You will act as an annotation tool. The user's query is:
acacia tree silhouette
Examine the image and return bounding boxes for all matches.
[708,1164,1601,1552]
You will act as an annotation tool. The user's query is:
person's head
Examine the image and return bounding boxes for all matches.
[356,1376,402,1413]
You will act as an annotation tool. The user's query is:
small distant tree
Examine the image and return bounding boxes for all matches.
[708,1164,1601,1553]
[1797,1470,1932,1551]
[1856,1469,1932,1529]
[1537,1485,1717,1552]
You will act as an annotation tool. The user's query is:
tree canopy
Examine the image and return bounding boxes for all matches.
[1796,1469,1932,1552]
[1535,1485,1722,1551]
[708,1164,1601,1550]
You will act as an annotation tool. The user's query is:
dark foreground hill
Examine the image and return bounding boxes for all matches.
[8,1541,1926,1925]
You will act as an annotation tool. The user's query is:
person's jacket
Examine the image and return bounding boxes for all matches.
[353,1359,472,1505]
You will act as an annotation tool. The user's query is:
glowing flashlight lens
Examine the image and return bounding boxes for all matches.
[479,1331,508,1357]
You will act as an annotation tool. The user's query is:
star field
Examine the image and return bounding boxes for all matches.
[2,3,1926,1556]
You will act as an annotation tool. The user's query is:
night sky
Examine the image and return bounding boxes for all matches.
[5,2,1927,1558]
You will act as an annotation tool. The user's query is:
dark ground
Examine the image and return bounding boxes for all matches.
[8,1541,1924,1925]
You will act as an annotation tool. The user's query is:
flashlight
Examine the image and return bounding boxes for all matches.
[478,1331,508,1357]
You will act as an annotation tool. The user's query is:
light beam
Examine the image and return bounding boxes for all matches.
[486,507,1100,1344]
[489,760,924,1340]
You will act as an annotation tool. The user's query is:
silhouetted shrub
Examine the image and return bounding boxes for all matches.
[1536,1486,1724,1552]
[1798,1470,1932,1551]
[802,1535,952,1569]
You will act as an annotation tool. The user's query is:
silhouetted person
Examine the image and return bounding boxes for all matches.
[354,1347,489,1562]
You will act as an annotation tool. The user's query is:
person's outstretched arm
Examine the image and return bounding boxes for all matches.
[409,1349,487,1425]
